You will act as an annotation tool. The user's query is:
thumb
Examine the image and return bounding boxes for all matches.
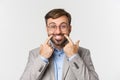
[40,44,43,49]
[75,40,80,46]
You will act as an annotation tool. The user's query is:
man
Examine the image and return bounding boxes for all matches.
[20,8,99,80]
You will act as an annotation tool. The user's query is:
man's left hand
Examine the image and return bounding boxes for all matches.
[63,35,80,58]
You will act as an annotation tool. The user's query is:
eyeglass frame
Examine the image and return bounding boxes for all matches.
[47,22,70,32]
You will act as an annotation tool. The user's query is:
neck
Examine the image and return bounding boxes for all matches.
[54,45,64,50]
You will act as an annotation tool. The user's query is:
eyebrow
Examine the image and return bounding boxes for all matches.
[48,22,68,26]
[48,22,56,25]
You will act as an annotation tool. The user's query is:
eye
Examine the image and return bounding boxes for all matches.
[50,25,56,28]
[48,23,57,29]
[60,24,67,29]
[61,25,66,29]
[49,24,56,29]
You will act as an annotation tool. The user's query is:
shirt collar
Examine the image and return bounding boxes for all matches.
[50,40,64,56]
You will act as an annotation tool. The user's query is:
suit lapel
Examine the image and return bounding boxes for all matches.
[62,56,70,80]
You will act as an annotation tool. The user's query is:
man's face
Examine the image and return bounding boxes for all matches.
[46,16,71,46]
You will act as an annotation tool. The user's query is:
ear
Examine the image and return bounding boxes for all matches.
[46,25,48,31]
[69,25,72,33]
[46,25,49,35]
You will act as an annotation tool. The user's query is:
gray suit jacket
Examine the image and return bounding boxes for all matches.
[20,47,99,80]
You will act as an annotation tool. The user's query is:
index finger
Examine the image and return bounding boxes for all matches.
[45,35,53,44]
[64,35,74,45]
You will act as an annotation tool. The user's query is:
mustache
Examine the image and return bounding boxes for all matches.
[53,33,64,36]
[48,34,64,36]
[53,33,69,36]
[53,34,64,36]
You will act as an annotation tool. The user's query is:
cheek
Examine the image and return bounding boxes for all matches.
[47,30,54,35]
[63,30,70,35]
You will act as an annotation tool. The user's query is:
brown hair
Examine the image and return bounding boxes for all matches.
[45,8,71,24]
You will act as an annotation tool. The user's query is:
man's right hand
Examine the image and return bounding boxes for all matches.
[39,35,53,59]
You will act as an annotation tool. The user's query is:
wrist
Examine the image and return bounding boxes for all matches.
[39,55,49,63]
[68,54,77,61]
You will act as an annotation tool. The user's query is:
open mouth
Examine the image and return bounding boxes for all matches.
[55,36,62,40]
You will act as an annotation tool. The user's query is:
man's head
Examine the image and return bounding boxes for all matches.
[45,9,72,47]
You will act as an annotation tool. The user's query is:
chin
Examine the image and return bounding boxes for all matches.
[52,40,63,46]
[51,38,68,46]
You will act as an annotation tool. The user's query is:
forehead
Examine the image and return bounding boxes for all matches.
[47,16,69,25]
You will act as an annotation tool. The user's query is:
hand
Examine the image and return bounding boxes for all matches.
[63,35,80,57]
[39,35,53,59]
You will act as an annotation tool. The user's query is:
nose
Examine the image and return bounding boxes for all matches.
[54,27,61,34]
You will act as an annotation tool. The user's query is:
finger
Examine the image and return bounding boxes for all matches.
[64,35,73,45]
[75,40,80,46]
[45,35,53,44]
[47,42,51,46]
[47,41,52,48]
[40,44,43,48]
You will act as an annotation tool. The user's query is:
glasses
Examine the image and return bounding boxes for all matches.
[47,22,69,32]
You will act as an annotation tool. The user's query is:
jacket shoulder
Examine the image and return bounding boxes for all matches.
[29,47,40,58]
[78,46,90,57]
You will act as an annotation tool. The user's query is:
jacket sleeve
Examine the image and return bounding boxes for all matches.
[20,50,49,80]
[69,49,99,80]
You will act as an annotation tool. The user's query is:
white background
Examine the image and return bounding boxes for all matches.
[0,0,120,80]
